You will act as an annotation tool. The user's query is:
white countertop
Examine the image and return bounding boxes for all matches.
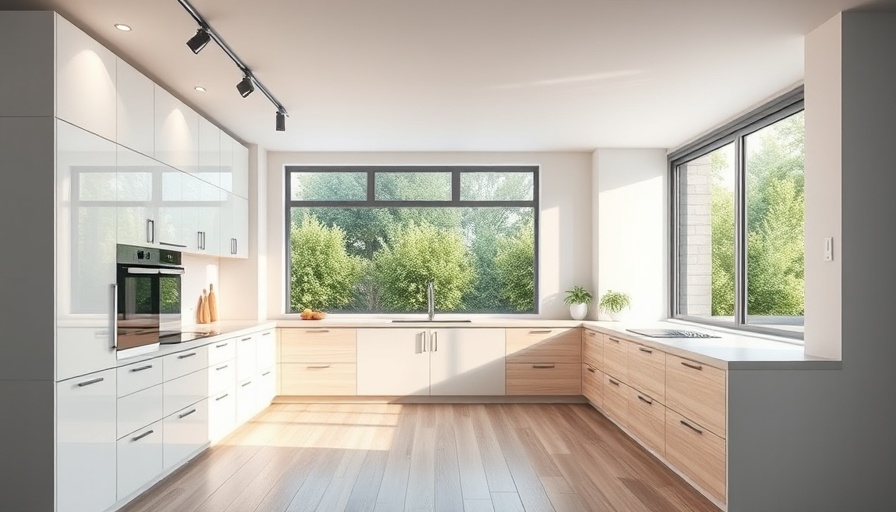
[276,318,583,328]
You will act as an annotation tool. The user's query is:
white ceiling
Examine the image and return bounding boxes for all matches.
[2,0,893,152]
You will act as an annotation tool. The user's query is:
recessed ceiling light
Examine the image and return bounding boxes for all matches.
[194,86,207,92]
[114,24,132,32]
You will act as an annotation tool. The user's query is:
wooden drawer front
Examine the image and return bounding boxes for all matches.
[280,363,357,395]
[117,384,163,439]
[602,335,628,381]
[506,362,581,395]
[163,346,208,382]
[280,328,357,363]
[208,360,236,396]
[666,409,726,503]
[506,328,582,364]
[626,386,665,457]
[582,329,603,371]
[163,368,209,418]
[207,338,236,366]
[602,374,628,427]
[582,364,603,407]
[626,343,666,403]
[117,359,163,398]
[666,354,726,437]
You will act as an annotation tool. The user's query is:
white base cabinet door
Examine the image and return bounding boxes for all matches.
[56,369,117,512]
[430,328,506,395]
[163,398,209,471]
[236,377,257,423]
[357,329,430,396]
[117,420,163,501]
[209,388,236,443]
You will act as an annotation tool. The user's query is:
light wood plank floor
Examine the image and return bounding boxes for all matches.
[122,403,720,512]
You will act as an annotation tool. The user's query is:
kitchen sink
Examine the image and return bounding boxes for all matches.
[390,319,472,323]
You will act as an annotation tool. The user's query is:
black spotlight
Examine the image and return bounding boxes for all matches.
[186,28,210,54]
[276,111,286,131]
[236,75,254,98]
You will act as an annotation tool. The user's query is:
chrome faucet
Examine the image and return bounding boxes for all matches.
[427,281,435,321]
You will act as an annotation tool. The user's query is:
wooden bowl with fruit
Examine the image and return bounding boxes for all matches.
[299,308,327,320]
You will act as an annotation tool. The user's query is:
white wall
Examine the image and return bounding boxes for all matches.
[593,148,668,321]
[265,151,592,319]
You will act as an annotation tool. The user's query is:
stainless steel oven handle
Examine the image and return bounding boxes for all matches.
[111,283,118,349]
[126,267,160,275]
[159,268,186,275]
[159,241,187,248]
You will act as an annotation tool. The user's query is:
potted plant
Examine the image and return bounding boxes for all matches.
[599,290,631,321]
[564,285,593,320]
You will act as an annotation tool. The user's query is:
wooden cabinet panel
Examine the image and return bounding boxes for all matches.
[582,329,603,371]
[627,342,666,403]
[506,328,581,364]
[626,386,665,457]
[601,334,628,381]
[506,362,580,395]
[280,328,357,363]
[280,363,357,395]
[601,373,628,427]
[582,363,603,408]
[666,409,726,503]
[666,354,726,437]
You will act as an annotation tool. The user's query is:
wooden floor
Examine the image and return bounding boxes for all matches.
[122,403,720,512]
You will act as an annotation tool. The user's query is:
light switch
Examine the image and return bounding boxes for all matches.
[823,237,833,261]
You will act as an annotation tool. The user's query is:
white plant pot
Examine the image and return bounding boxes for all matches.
[569,303,588,320]
[606,309,626,322]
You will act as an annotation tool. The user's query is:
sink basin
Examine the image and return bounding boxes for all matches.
[390,319,472,323]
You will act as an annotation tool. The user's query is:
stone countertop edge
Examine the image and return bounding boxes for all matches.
[275,319,584,328]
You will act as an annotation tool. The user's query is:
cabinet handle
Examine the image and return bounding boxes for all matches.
[307,365,330,369]
[178,352,197,359]
[586,331,597,337]
[132,429,155,442]
[216,343,228,348]
[305,330,329,334]
[421,332,427,352]
[680,420,704,435]
[146,219,154,243]
[241,336,252,341]
[197,231,204,250]
[532,364,555,369]
[130,365,153,373]
[637,395,653,405]
[77,377,104,387]
[231,238,237,255]
[262,332,272,336]
[216,365,229,371]
[608,378,620,386]
[433,331,438,352]
[241,381,252,387]
[262,371,271,376]
[178,409,197,419]
[681,361,703,371]
[160,241,187,248]
[215,393,229,401]
[111,284,118,349]
[638,347,653,354]
[609,337,621,343]
[529,330,552,334]
[586,366,596,373]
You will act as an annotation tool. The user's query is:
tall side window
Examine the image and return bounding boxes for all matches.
[672,90,804,338]
[285,166,539,315]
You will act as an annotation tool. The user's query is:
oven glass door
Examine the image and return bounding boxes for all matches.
[117,266,183,353]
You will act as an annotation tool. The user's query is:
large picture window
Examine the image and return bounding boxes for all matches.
[671,89,804,338]
[285,166,538,315]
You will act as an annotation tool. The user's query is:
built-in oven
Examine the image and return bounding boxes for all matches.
[115,244,184,359]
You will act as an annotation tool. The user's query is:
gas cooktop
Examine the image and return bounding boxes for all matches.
[626,328,720,339]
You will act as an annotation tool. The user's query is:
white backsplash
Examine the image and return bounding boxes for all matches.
[181,253,220,325]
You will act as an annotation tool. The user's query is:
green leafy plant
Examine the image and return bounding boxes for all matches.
[494,220,535,311]
[289,214,364,312]
[563,285,594,306]
[598,290,631,313]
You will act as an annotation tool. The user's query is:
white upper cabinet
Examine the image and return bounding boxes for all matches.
[220,193,249,258]
[56,16,117,141]
[232,141,249,199]
[154,85,199,174]
[197,117,221,188]
[117,146,160,247]
[116,59,154,156]
[218,131,235,194]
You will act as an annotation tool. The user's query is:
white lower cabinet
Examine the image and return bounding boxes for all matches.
[357,329,430,396]
[236,377,257,423]
[257,366,276,407]
[117,384,163,440]
[117,420,163,500]
[163,399,209,471]
[56,370,117,512]
[163,368,209,417]
[209,388,236,443]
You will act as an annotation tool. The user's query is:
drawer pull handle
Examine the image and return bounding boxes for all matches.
[132,430,155,442]
[609,337,621,343]
[608,378,620,386]
[680,420,704,435]
[178,409,197,419]
[306,329,330,333]
[262,332,272,336]
[638,347,653,354]
[532,364,555,369]
[215,393,229,401]
[241,337,252,341]
[216,365,229,371]
[307,365,331,369]
[178,352,197,359]
[77,377,104,387]
[529,330,552,334]
[262,371,271,376]
[637,395,653,405]
[130,365,153,373]
[586,331,597,337]
[681,361,703,371]
[241,381,252,387]
[586,367,596,373]
[216,343,228,348]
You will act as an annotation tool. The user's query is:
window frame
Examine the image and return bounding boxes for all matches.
[669,87,805,340]
[284,165,540,315]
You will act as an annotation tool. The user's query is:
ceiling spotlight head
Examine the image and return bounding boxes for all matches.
[187,28,210,54]
[276,111,286,132]
[237,75,254,98]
